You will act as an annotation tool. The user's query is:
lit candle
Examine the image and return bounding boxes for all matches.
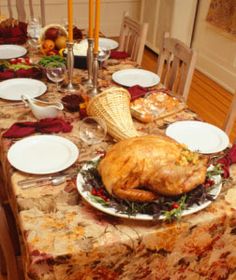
[88,0,94,39]
[67,0,73,42]
[94,0,100,53]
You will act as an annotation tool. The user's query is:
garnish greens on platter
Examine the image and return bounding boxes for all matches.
[77,156,223,221]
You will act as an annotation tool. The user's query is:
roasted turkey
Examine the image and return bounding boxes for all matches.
[98,135,208,202]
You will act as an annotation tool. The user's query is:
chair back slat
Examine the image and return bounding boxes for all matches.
[7,0,13,18]
[40,0,46,26]
[224,92,236,137]
[16,0,26,22]
[4,0,46,26]
[119,15,148,65]
[28,0,34,19]
[157,32,196,101]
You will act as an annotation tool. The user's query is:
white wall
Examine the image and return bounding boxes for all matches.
[0,0,141,37]
[140,0,197,54]
[192,0,236,93]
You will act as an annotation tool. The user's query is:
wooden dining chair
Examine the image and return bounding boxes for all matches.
[0,203,19,280]
[5,0,46,26]
[157,32,197,102]
[118,14,148,65]
[223,92,236,137]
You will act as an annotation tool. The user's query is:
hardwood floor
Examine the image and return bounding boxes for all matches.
[141,47,236,142]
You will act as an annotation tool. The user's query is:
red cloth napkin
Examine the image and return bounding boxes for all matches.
[0,22,28,45]
[128,85,148,101]
[110,50,129,59]
[3,118,72,138]
[217,144,236,178]
[0,67,42,81]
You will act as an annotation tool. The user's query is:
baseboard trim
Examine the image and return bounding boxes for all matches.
[196,53,236,94]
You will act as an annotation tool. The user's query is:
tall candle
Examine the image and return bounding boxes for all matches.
[67,0,73,42]
[88,0,94,39]
[94,0,100,53]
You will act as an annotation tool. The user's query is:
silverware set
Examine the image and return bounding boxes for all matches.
[18,172,77,189]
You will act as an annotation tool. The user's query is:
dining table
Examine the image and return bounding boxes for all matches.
[1,42,236,280]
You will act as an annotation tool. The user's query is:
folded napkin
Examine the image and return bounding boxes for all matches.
[0,22,27,45]
[0,67,42,81]
[3,118,72,138]
[110,50,129,59]
[128,85,148,101]
[217,144,236,178]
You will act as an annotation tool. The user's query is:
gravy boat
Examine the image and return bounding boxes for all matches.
[22,94,64,120]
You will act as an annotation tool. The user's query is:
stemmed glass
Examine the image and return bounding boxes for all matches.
[79,117,107,145]
[27,17,41,54]
[98,48,111,76]
[45,62,67,91]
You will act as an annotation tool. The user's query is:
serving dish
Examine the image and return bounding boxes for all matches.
[77,157,222,221]
[130,91,186,123]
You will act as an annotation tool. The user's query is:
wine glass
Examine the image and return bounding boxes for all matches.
[27,37,40,54]
[45,62,67,91]
[79,117,107,145]
[27,17,41,54]
[98,48,111,68]
[27,17,42,39]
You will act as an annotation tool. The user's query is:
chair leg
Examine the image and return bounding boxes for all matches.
[0,205,19,280]
[0,245,7,276]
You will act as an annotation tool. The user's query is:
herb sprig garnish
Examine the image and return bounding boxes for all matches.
[81,158,223,222]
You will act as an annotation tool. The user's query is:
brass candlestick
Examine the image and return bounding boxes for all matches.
[88,52,99,97]
[84,38,94,88]
[60,42,80,93]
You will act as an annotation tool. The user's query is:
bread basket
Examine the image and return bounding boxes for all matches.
[87,87,139,141]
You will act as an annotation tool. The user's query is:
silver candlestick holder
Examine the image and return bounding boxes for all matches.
[84,38,94,88]
[60,42,80,93]
[88,52,99,97]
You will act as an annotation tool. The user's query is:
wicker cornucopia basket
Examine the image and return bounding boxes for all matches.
[87,87,139,141]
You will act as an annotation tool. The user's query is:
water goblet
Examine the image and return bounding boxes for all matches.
[27,17,42,39]
[98,47,111,68]
[45,62,67,91]
[79,117,107,145]
[27,37,40,54]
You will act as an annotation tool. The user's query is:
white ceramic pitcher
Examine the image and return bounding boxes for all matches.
[22,95,64,120]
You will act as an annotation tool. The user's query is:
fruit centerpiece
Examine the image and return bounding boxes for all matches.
[39,24,68,55]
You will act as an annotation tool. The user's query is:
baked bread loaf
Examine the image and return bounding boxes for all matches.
[98,135,208,202]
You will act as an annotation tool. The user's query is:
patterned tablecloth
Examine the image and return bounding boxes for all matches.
[1,52,236,280]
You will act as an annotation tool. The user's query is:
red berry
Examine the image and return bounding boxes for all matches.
[172,202,179,209]
[11,59,17,64]
[25,57,30,64]
[204,179,214,188]
[91,188,97,195]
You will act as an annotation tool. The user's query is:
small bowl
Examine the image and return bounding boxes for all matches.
[63,51,87,69]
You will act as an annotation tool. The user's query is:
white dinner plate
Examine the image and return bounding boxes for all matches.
[8,135,79,174]
[80,38,119,50]
[112,69,160,88]
[0,45,27,59]
[0,78,47,101]
[98,38,119,50]
[77,158,222,221]
[166,121,229,154]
